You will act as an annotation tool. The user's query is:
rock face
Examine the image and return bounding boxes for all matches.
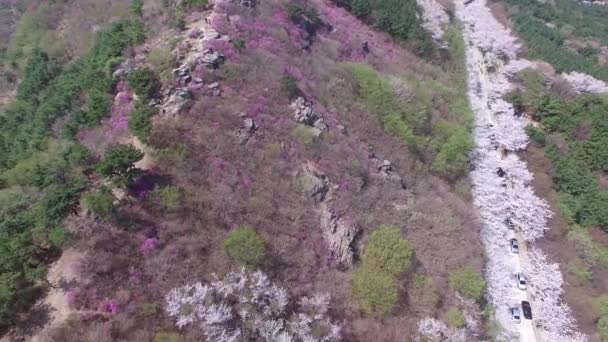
[300,162,358,269]
[161,88,193,116]
[291,97,328,135]
[231,0,256,6]
[301,162,330,203]
[200,48,225,69]
[235,118,257,145]
[319,208,359,269]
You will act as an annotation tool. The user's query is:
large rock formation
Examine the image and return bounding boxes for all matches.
[300,162,359,269]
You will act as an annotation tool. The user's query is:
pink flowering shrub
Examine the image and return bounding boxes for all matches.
[140,238,159,256]
[101,298,120,314]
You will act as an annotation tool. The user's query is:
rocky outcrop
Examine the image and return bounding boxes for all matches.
[235,118,257,145]
[319,208,359,269]
[300,162,359,269]
[291,97,328,136]
[301,162,330,203]
[161,88,193,116]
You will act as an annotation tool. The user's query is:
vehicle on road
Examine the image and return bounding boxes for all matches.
[511,307,521,323]
[510,238,519,254]
[516,272,527,290]
[522,301,533,320]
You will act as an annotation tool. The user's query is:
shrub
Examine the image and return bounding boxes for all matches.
[139,302,159,317]
[96,145,144,186]
[232,39,246,52]
[127,68,160,99]
[352,266,398,317]
[599,316,608,342]
[525,124,546,145]
[446,307,466,328]
[361,225,412,277]
[152,185,183,211]
[352,0,372,18]
[129,103,157,141]
[449,267,486,301]
[182,0,209,9]
[224,227,266,266]
[153,332,184,342]
[280,74,300,100]
[566,259,592,287]
[49,225,69,247]
[599,295,608,317]
[82,187,115,218]
[408,274,439,313]
[130,0,144,16]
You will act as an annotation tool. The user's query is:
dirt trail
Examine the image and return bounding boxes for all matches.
[28,249,84,342]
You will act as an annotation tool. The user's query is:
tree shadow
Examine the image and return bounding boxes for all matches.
[14,303,53,338]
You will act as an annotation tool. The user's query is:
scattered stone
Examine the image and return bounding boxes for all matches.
[337,124,346,134]
[199,48,225,69]
[207,82,220,89]
[378,160,393,175]
[202,30,221,41]
[291,97,328,133]
[161,88,193,116]
[112,62,134,79]
[319,208,359,269]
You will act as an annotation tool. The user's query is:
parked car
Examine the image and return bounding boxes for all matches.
[511,307,521,323]
[522,301,533,320]
[510,238,519,254]
[516,272,527,290]
[505,217,515,230]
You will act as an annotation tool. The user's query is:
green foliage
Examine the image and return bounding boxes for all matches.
[130,0,144,16]
[599,316,608,342]
[82,187,115,218]
[347,59,473,178]
[525,124,546,145]
[0,18,146,330]
[361,225,412,277]
[280,74,300,100]
[503,0,608,80]
[566,259,592,287]
[224,227,266,266]
[129,103,157,141]
[508,79,608,228]
[182,0,209,9]
[139,301,160,317]
[446,307,466,328]
[152,185,183,211]
[450,267,486,301]
[16,49,60,104]
[48,225,69,247]
[96,145,144,186]
[233,39,246,52]
[127,68,160,99]
[352,266,398,317]
[351,0,372,18]
[287,3,323,28]
[153,332,184,342]
[600,295,608,317]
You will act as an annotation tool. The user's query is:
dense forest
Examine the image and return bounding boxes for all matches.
[499,0,608,80]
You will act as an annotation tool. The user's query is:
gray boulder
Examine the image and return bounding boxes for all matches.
[161,88,193,116]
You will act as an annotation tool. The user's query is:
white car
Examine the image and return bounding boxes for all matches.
[511,307,521,323]
[516,272,527,290]
[510,238,519,254]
